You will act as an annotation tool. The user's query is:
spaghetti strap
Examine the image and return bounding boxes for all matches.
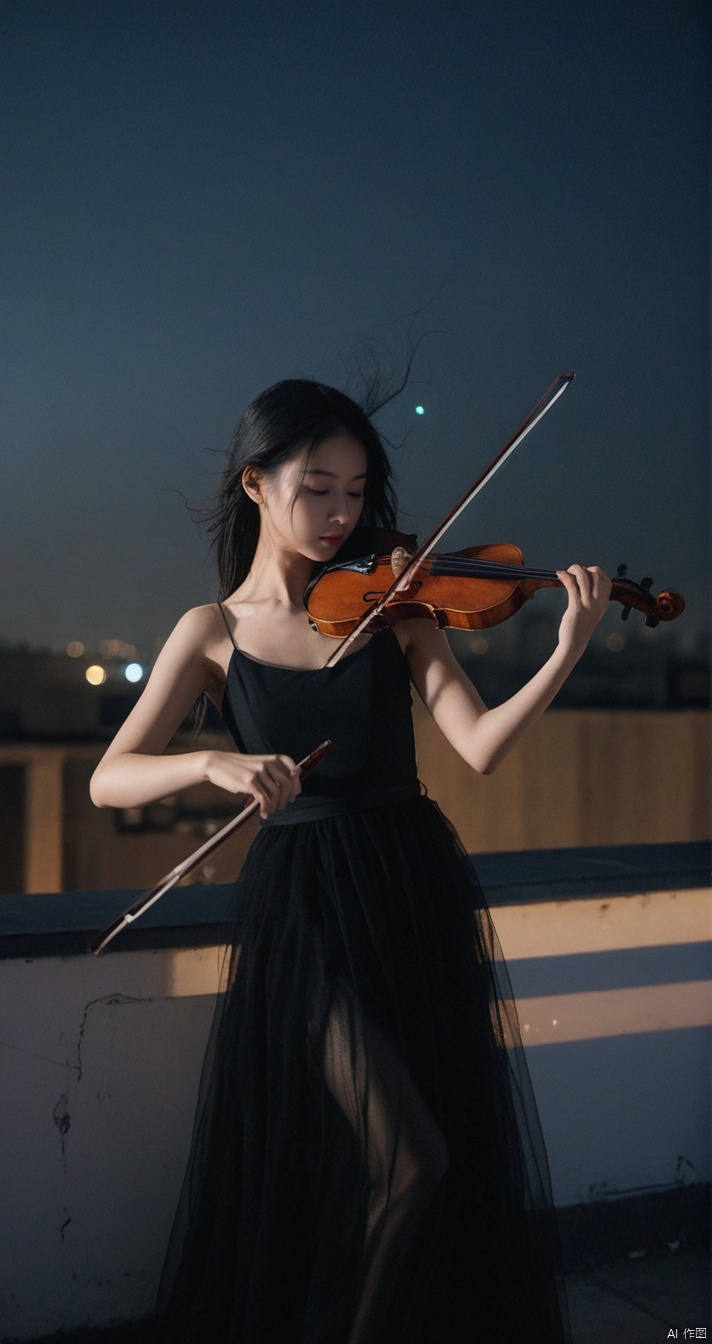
[216,600,239,654]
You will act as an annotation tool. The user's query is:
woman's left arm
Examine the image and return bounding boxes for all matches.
[400,564,611,775]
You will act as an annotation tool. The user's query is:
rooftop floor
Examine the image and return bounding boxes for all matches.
[566,1243,709,1342]
[8,1244,710,1343]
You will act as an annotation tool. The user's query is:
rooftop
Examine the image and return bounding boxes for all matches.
[5,1244,710,1342]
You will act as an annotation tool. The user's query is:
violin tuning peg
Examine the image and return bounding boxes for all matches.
[617,563,628,579]
[640,576,653,590]
[621,605,632,622]
[645,615,659,629]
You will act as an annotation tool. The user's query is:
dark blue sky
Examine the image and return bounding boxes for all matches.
[1,0,707,659]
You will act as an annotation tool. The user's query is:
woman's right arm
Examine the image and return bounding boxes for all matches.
[89,606,300,817]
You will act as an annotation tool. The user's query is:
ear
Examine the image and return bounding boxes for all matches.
[242,464,265,504]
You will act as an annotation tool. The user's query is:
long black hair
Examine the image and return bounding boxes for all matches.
[203,379,399,599]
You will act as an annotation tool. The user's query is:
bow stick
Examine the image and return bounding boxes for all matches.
[321,372,574,668]
[89,739,333,955]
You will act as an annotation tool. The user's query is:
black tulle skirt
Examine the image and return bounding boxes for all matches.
[156,796,571,1343]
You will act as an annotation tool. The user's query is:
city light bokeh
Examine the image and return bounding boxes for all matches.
[470,635,489,656]
[98,639,137,659]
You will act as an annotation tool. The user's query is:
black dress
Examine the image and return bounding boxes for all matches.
[157,621,571,1343]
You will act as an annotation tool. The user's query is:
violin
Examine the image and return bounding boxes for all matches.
[305,375,684,669]
[305,536,685,637]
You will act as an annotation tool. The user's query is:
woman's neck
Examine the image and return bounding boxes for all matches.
[240,538,317,610]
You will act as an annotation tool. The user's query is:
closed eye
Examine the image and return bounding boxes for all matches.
[303,487,364,499]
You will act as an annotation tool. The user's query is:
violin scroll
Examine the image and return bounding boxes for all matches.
[614,564,685,626]
[651,590,685,621]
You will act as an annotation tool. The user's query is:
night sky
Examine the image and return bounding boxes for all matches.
[1,0,708,663]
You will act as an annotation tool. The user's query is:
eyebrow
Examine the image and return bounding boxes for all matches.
[303,468,368,479]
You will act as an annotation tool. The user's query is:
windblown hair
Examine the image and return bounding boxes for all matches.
[204,379,399,600]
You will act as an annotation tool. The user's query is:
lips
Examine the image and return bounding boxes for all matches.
[320,534,344,546]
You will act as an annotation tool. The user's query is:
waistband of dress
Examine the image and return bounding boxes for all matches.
[259,782,422,827]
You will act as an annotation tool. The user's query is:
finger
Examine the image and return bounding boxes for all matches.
[556,568,580,602]
[588,565,612,600]
[582,565,612,606]
[270,770,294,811]
[256,774,280,817]
[278,755,302,796]
[249,755,302,815]
[270,754,301,805]
[256,759,298,816]
[568,562,590,584]
[263,759,299,810]
[250,782,274,818]
[564,565,594,603]
[260,765,287,809]
[586,566,603,601]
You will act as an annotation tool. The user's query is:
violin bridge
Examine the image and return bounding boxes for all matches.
[391,546,413,578]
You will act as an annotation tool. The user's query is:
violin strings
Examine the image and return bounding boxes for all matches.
[429,554,559,582]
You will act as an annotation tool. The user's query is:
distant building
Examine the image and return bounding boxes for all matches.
[0,630,708,896]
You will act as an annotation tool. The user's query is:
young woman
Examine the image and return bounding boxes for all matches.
[91,379,610,1343]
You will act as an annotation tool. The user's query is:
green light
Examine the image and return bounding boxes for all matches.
[415,405,425,415]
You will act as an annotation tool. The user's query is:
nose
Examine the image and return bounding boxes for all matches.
[327,493,351,524]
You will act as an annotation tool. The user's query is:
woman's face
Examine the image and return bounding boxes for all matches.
[251,434,368,563]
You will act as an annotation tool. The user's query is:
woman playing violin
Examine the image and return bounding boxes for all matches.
[91,378,610,1343]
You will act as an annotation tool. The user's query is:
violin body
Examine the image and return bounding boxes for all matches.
[304,542,685,636]
[306,545,534,635]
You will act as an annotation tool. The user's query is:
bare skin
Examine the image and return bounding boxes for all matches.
[90,433,612,815]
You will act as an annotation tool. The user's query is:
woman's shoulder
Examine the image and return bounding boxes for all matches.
[155,603,233,701]
[172,601,225,637]
[154,603,232,679]
[160,602,225,656]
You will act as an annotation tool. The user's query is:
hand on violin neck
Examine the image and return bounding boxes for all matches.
[555,564,612,659]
